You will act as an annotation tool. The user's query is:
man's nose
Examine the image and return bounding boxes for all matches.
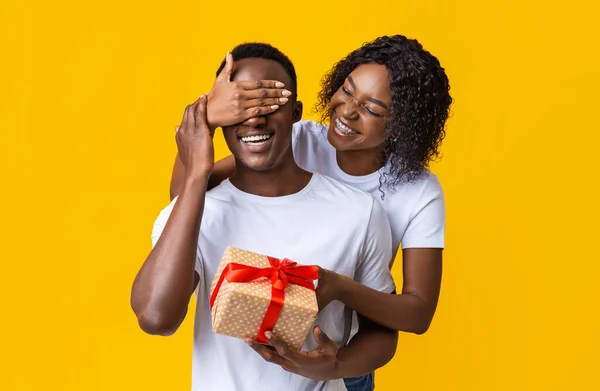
[241,116,267,127]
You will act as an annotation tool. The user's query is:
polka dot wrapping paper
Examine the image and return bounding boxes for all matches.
[209,246,319,350]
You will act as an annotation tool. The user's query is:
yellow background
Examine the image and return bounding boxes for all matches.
[1,0,599,390]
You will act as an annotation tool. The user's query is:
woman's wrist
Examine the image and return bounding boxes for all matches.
[325,268,349,301]
[332,271,354,302]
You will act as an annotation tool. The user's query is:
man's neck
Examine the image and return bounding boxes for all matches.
[229,157,312,197]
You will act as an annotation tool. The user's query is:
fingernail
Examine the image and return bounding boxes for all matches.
[270,105,279,110]
[275,82,285,88]
[200,94,205,99]
[265,331,272,339]
[279,97,289,104]
[281,90,292,97]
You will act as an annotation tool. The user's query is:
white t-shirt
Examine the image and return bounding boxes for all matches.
[292,120,445,260]
[151,173,394,391]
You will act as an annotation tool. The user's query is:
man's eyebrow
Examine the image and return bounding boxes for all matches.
[347,76,389,110]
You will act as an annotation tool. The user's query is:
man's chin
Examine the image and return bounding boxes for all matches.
[235,156,275,172]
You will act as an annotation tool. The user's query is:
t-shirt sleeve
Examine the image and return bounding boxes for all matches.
[150,197,203,274]
[354,198,396,293]
[291,119,326,150]
[291,120,304,149]
[401,174,446,249]
[150,198,176,248]
[292,120,331,174]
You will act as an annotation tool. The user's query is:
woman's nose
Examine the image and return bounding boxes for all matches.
[341,99,360,120]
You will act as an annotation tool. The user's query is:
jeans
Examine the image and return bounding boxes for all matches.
[343,373,374,391]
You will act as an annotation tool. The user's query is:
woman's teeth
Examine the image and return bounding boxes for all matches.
[335,118,359,135]
[240,133,274,144]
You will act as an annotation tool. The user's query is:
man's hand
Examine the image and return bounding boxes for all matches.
[175,95,215,179]
[246,326,340,381]
[206,52,292,129]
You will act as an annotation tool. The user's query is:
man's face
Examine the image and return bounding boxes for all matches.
[222,58,302,172]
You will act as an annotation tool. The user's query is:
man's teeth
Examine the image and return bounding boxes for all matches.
[240,133,274,143]
[335,118,359,135]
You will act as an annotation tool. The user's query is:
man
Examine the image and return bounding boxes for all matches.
[130,43,397,391]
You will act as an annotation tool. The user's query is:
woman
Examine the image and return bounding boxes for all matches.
[171,35,452,390]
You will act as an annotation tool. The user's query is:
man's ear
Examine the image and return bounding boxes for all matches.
[292,100,303,123]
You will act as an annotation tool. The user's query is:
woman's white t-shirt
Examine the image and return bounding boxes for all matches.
[292,120,445,260]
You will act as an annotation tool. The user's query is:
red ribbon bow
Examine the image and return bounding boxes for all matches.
[209,256,318,344]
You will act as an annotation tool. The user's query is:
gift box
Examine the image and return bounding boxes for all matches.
[209,246,319,350]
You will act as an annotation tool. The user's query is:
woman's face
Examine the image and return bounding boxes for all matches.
[327,63,392,152]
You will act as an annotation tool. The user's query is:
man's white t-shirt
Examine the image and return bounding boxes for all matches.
[151,173,394,391]
[292,120,445,259]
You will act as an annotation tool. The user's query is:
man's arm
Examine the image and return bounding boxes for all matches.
[332,197,398,375]
[131,96,214,336]
[335,314,397,377]
[248,315,397,381]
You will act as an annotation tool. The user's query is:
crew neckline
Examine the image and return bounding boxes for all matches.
[221,172,320,204]
[328,147,385,184]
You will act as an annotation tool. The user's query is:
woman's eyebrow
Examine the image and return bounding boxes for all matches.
[347,76,389,110]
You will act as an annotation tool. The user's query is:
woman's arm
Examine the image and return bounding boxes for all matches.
[170,153,235,201]
[321,174,445,333]
[318,248,442,334]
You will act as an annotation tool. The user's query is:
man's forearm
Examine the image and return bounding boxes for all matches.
[131,174,209,335]
[335,276,434,334]
[335,318,398,378]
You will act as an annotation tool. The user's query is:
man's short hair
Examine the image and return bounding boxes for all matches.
[216,43,297,94]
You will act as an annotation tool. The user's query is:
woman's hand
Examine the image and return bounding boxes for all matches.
[206,52,292,129]
[315,266,346,311]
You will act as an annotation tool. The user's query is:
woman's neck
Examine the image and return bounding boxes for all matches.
[335,147,384,176]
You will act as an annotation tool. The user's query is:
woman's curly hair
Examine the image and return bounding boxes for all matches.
[315,35,453,191]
